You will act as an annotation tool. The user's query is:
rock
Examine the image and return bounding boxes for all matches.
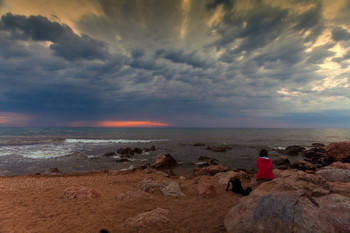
[198,183,218,198]
[193,142,206,146]
[258,170,332,197]
[150,145,156,151]
[102,152,117,157]
[325,141,350,162]
[317,194,350,233]
[124,208,170,228]
[63,187,100,199]
[194,164,229,176]
[276,165,289,170]
[116,190,151,201]
[274,156,291,166]
[215,171,239,185]
[301,150,323,158]
[48,167,60,173]
[161,182,185,197]
[206,146,227,152]
[290,160,317,171]
[115,158,129,163]
[148,153,178,169]
[117,147,134,156]
[316,168,350,182]
[224,191,346,233]
[133,147,143,154]
[285,145,305,155]
[312,143,325,147]
[331,182,350,197]
[139,179,168,193]
[328,161,350,170]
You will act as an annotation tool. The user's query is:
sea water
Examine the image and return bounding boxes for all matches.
[0,127,349,175]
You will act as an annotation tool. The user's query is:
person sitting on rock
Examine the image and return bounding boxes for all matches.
[256,149,274,181]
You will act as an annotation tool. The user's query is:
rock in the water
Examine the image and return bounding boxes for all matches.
[125,208,170,228]
[102,152,117,157]
[193,142,206,146]
[285,145,305,155]
[133,147,143,154]
[63,187,100,199]
[48,167,60,173]
[193,164,229,176]
[198,183,218,198]
[117,147,134,156]
[161,181,185,197]
[316,168,350,182]
[206,146,227,152]
[326,142,350,162]
[148,153,178,169]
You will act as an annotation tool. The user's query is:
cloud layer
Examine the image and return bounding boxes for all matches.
[0,0,349,127]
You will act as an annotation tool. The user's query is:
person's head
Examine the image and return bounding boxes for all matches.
[259,149,268,157]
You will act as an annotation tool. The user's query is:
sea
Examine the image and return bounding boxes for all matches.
[0,127,350,176]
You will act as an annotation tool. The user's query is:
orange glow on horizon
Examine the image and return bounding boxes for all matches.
[97,121,168,127]
[68,121,168,127]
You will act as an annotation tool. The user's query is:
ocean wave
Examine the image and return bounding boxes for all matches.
[65,139,168,144]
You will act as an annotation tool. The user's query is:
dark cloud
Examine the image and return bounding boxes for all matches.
[332,27,350,41]
[307,43,336,64]
[0,13,109,61]
[206,0,235,11]
[155,49,212,69]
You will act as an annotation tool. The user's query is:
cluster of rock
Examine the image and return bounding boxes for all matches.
[275,142,350,172]
[102,145,157,162]
[193,142,232,152]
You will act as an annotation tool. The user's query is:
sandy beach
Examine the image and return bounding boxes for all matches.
[0,169,251,233]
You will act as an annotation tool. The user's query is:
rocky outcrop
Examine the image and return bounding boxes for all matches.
[63,187,100,199]
[290,160,318,171]
[285,145,305,155]
[326,141,350,162]
[124,208,170,228]
[206,146,231,152]
[224,170,349,233]
[161,181,185,197]
[197,183,218,198]
[193,164,229,176]
[148,154,178,169]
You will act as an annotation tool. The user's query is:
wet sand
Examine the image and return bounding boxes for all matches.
[0,169,252,233]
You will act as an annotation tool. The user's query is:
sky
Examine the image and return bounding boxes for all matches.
[0,0,350,128]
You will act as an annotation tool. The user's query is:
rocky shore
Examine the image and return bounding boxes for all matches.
[0,142,349,232]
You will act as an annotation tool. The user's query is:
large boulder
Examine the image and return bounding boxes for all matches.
[161,181,185,197]
[316,168,350,182]
[224,170,349,233]
[274,156,291,166]
[124,208,170,228]
[63,187,100,199]
[193,164,229,176]
[224,192,348,233]
[325,141,350,162]
[290,160,318,171]
[328,161,350,170]
[148,153,178,169]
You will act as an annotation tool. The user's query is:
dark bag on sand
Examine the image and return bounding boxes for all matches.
[226,178,252,196]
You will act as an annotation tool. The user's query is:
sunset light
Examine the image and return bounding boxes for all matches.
[97,121,168,127]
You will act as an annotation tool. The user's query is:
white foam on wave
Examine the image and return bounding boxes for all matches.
[65,139,168,144]
[0,144,71,159]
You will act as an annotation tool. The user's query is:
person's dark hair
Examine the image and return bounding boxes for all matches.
[259,149,268,157]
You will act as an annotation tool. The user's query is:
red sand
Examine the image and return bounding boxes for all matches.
[0,170,250,232]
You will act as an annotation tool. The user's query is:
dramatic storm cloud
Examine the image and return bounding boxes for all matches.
[0,0,349,127]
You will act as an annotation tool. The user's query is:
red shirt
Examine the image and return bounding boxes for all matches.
[256,157,274,180]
